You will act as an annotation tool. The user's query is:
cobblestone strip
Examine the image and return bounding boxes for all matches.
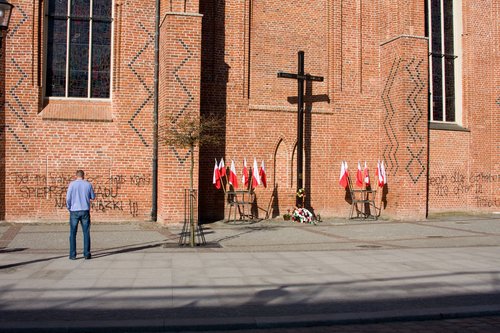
[293,225,406,250]
[408,220,500,236]
[0,225,22,248]
[140,223,179,240]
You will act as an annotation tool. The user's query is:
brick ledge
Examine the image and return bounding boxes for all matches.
[40,99,113,122]
[249,104,331,114]
[429,122,470,132]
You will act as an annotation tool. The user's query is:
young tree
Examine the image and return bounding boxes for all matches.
[162,113,223,246]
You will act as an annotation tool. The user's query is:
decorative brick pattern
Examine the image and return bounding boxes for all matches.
[406,146,425,184]
[404,57,426,184]
[170,38,194,165]
[382,58,401,176]
[172,39,194,122]
[8,58,29,129]
[5,126,28,153]
[405,58,425,143]
[5,5,29,152]
[127,21,154,148]
[7,4,27,38]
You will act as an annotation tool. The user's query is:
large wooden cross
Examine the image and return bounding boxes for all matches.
[277,51,324,206]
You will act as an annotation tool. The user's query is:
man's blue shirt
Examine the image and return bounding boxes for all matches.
[66,179,96,211]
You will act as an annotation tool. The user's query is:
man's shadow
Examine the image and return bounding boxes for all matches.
[0,241,168,270]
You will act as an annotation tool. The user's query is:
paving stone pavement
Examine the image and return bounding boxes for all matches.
[0,214,500,332]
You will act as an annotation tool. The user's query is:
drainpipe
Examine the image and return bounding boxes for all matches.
[151,0,160,222]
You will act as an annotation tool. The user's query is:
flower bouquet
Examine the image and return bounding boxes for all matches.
[292,207,315,224]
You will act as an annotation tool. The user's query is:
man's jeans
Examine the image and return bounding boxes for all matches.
[69,210,91,258]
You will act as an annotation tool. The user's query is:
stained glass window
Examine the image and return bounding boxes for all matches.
[46,0,112,98]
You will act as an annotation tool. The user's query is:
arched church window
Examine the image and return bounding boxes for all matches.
[45,0,113,99]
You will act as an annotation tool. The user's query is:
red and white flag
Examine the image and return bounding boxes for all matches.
[213,159,221,189]
[229,160,238,189]
[259,160,267,188]
[376,160,384,187]
[219,158,226,178]
[381,160,387,185]
[241,158,249,187]
[363,161,370,186]
[339,161,349,189]
[252,158,261,189]
[356,161,364,188]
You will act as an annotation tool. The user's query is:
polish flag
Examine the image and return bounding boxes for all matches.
[241,158,249,187]
[219,158,226,178]
[356,161,364,188]
[213,159,221,189]
[363,161,370,186]
[252,158,261,189]
[229,160,238,189]
[381,160,387,185]
[259,160,267,188]
[376,160,384,187]
[339,161,349,189]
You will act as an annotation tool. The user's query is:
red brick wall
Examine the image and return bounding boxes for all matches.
[0,28,6,220]
[1,1,156,222]
[198,0,430,221]
[161,0,199,14]
[428,0,499,213]
[379,36,429,219]
[1,0,497,223]
[158,10,202,224]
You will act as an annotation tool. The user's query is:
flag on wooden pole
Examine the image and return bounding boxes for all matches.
[356,161,363,188]
[252,158,261,189]
[229,160,238,189]
[213,159,221,189]
[259,160,267,188]
[381,160,387,185]
[363,161,370,186]
[241,158,249,187]
[219,158,226,178]
[339,161,349,189]
[376,160,384,187]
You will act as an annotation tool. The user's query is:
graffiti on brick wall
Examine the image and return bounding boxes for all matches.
[429,171,500,208]
[12,172,150,217]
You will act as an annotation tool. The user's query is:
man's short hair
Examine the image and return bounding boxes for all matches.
[76,170,85,178]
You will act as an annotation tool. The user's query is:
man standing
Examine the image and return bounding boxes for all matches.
[66,170,95,260]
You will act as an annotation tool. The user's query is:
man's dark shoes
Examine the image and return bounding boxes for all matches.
[69,257,76,260]
[84,255,92,260]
